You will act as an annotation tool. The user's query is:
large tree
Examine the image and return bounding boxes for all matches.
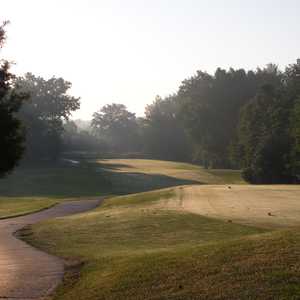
[291,97,300,176]
[286,62,300,177]
[92,103,140,153]
[16,73,80,161]
[237,84,293,183]
[143,95,191,161]
[0,22,26,177]
[235,61,300,183]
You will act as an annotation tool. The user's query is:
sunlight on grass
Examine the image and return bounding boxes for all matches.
[96,159,245,185]
[0,197,58,219]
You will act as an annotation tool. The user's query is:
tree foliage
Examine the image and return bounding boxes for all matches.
[178,67,282,168]
[0,22,26,177]
[63,120,107,153]
[92,104,140,153]
[16,73,80,161]
[143,95,191,161]
[237,85,293,183]
[73,61,300,184]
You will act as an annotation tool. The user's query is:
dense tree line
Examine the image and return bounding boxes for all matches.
[90,100,192,161]
[235,63,300,183]
[1,22,299,184]
[178,65,282,168]
[90,62,300,183]
[63,120,108,154]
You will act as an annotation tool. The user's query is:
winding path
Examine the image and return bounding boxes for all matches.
[0,199,101,300]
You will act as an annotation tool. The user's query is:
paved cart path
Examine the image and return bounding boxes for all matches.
[0,199,101,300]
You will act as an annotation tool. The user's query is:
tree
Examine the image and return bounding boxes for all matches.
[291,98,300,175]
[287,62,300,177]
[91,104,140,153]
[16,73,80,161]
[178,67,282,168]
[0,22,26,177]
[143,95,191,161]
[237,85,293,183]
[62,120,107,153]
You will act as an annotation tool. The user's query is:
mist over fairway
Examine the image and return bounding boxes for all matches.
[17,159,300,300]
[1,2,300,299]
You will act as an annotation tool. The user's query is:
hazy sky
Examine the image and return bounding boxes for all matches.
[2,0,300,119]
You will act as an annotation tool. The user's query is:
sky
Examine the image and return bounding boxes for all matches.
[1,0,300,119]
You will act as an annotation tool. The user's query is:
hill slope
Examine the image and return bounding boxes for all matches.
[24,186,300,299]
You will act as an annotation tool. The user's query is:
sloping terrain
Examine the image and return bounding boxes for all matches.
[160,185,300,228]
[0,200,100,299]
[96,159,245,185]
[24,187,300,300]
[3,159,299,299]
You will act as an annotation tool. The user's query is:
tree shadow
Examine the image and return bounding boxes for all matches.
[0,161,199,198]
[94,161,135,171]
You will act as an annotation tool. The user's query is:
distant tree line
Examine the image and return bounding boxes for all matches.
[88,63,300,183]
[1,23,300,183]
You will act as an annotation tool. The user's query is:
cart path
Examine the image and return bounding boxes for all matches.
[0,199,101,300]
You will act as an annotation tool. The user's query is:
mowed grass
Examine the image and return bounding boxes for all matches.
[96,159,245,185]
[0,161,109,218]
[23,188,300,300]
[4,158,299,298]
[0,159,243,218]
[0,162,110,198]
[0,159,240,198]
[0,197,58,219]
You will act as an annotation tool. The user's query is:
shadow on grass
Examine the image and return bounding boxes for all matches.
[94,162,135,171]
[0,161,199,198]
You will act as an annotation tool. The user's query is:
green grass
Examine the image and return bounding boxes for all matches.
[0,159,244,220]
[23,188,290,300]
[95,159,245,186]
[0,162,111,198]
[0,159,245,199]
[6,159,298,299]
[0,197,57,219]
[206,169,245,184]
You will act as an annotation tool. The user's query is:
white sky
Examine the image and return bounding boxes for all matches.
[1,0,300,119]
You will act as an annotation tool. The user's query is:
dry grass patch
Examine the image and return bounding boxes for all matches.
[167,185,300,228]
